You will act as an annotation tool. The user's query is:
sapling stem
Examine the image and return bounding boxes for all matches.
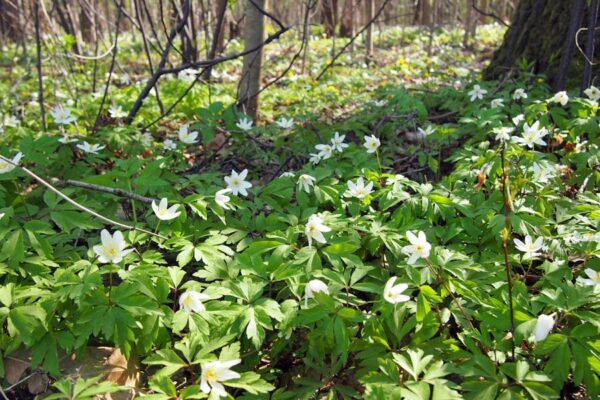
[500,143,516,360]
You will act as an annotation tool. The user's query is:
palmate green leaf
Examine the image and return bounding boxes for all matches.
[144,349,188,376]
[462,380,499,400]
[45,376,123,400]
[1,229,24,266]
[226,371,275,394]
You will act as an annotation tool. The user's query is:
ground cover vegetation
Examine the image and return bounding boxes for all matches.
[0,0,599,399]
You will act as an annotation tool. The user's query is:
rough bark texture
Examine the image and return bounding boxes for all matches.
[237,0,266,119]
[322,0,338,37]
[365,0,374,63]
[340,0,353,38]
[484,0,587,89]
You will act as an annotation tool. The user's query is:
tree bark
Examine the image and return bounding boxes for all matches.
[581,0,599,94]
[237,0,266,119]
[202,0,228,80]
[485,0,586,90]
[340,0,353,38]
[365,0,373,64]
[322,0,338,37]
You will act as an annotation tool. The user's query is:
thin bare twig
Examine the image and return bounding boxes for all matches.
[471,0,510,27]
[0,155,166,240]
[51,178,157,204]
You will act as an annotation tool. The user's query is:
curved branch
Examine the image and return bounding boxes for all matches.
[0,155,166,240]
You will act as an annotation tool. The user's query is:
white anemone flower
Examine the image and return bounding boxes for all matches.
[493,126,513,142]
[141,132,153,146]
[108,105,127,119]
[163,139,176,150]
[383,277,410,304]
[532,163,552,184]
[152,198,181,221]
[93,230,134,264]
[315,143,333,159]
[76,141,105,154]
[58,134,78,144]
[491,98,505,108]
[0,152,23,174]
[200,359,241,398]
[224,169,252,196]
[513,121,547,148]
[578,268,600,286]
[4,115,19,127]
[305,279,329,299]
[514,235,543,258]
[512,88,528,100]
[345,177,373,199]
[297,174,316,193]
[305,214,331,246]
[309,153,321,165]
[331,132,349,152]
[534,313,555,342]
[276,117,294,129]
[177,125,199,144]
[468,84,487,101]
[418,125,435,137]
[280,171,295,178]
[549,91,569,106]
[584,86,600,101]
[363,135,381,153]
[215,188,232,210]
[402,231,431,264]
[512,114,525,126]
[179,290,210,313]
[386,174,405,186]
[236,117,253,131]
[50,105,76,125]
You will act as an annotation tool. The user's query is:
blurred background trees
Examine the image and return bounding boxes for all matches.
[4,0,598,119]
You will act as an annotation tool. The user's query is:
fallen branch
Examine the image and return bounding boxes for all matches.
[51,178,157,204]
[0,155,166,240]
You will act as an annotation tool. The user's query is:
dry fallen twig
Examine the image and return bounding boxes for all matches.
[0,155,166,240]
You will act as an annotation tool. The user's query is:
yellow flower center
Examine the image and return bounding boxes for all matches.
[205,368,217,382]
[0,162,7,169]
[596,271,600,281]
[107,246,118,257]
[158,208,169,216]
[232,178,240,186]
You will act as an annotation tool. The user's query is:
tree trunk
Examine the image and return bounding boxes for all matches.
[201,0,228,80]
[340,0,353,38]
[365,0,373,64]
[581,0,599,93]
[322,0,338,37]
[420,0,432,26]
[237,0,266,119]
[484,0,586,90]
[463,0,472,48]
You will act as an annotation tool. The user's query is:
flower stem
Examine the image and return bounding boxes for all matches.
[500,143,516,360]
[424,258,474,330]
[145,220,161,252]
[375,150,384,186]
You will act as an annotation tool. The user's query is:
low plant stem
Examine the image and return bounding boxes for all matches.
[500,143,516,360]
